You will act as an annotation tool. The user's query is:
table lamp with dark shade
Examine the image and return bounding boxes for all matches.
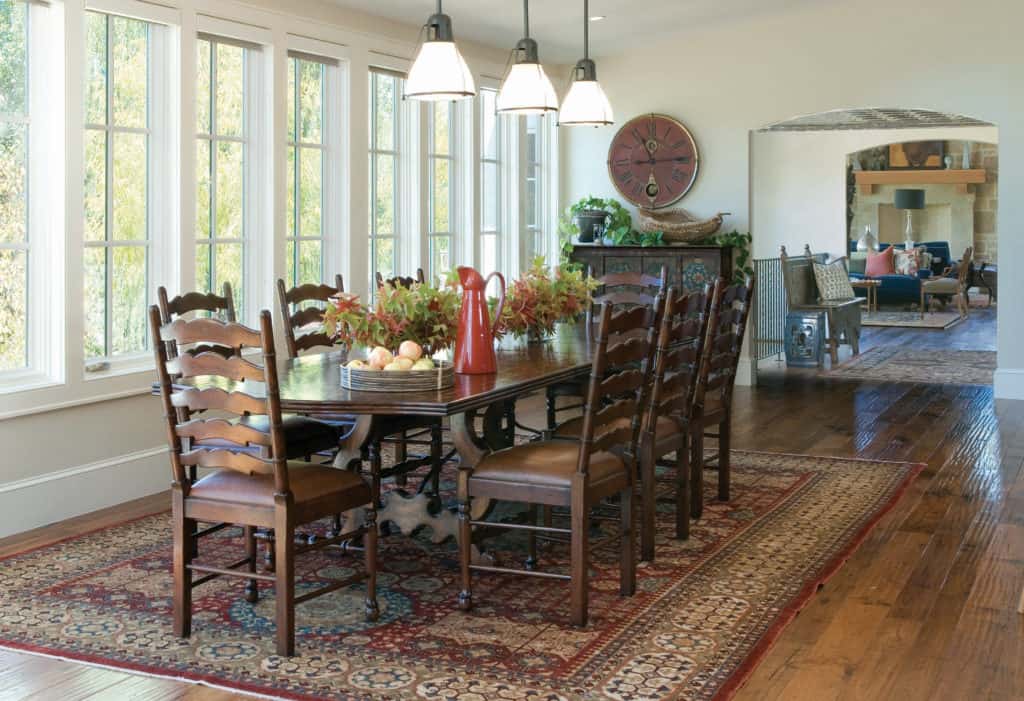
[894,188,925,250]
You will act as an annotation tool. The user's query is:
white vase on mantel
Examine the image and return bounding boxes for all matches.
[962,143,971,169]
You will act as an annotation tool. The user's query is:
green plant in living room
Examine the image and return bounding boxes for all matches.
[558,196,665,267]
[696,230,753,284]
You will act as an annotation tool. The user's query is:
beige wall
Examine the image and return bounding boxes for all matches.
[562,0,1022,390]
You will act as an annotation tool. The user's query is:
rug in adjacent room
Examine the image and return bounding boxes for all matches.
[861,310,962,330]
[0,451,921,701]
[826,347,995,385]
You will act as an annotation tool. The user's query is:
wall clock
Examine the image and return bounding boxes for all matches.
[606,113,700,209]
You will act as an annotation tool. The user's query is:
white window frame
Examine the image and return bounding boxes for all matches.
[424,100,459,284]
[516,113,558,273]
[0,0,64,394]
[368,67,411,289]
[476,85,510,279]
[194,28,269,326]
[79,1,175,378]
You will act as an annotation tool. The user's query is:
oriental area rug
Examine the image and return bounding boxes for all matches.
[861,310,962,330]
[0,451,921,701]
[826,347,996,386]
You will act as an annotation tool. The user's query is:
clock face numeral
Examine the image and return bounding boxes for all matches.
[613,157,630,166]
[632,183,644,197]
[618,171,633,184]
[672,169,687,183]
[672,140,691,150]
[632,128,646,145]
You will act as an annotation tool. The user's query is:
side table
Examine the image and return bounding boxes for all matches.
[849,278,881,313]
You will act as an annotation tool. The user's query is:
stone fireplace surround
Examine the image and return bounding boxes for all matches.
[852,183,975,259]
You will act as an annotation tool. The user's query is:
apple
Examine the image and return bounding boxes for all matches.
[398,340,423,361]
[367,346,394,369]
[393,357,414,370]
[412,358,435,370]
[383,360,409,371]
[346,359,368,369]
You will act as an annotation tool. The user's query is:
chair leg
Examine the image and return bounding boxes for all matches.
[546,387,557,430]
[457,474,473,612]
[273,504,295,657]
[244,526,259,603]
[525,504,539,570]
[395,430,408,487]
[718,417,731,502]
[690,426,704,520]
[570,481,589,627]
[676,431,690,540]
[921,289,927,319]
[172,493,193,639]
[430,423,443,497]
[619,487,636,597]
[640,442,656,562]
[364,503,380,622]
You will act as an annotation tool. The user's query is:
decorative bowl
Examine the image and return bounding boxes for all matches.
[340,360,454,392]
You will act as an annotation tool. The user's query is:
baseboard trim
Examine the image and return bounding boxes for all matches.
[994,369,1024,400]
[0,447,168,539]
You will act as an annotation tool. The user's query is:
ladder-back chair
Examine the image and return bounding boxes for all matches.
[276,274,345,358]
[150,306,378,657]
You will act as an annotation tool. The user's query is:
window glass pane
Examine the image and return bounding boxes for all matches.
[111,16,147,128]
[0,126,27,244]
[0,249,27,371]
[0,1,27,115]
[432,158,449,232]
[196,242,212,294]
[111,245,147,355]
[374,237,394,278]
[481,235,497,278]
[196,139,211,239]
[215,43,244,138]
[196,39,211,133]
[432,101,450,154]
[299,59,323,143]
[112,132,147,241]
[299,147,322,237]
[482,161,497,233]
[526,115,540,159]
[83,130,106,242]
[430,236,450,279]
[286,145,296,236]
[215,242,243,313]
[215,140,243,239]
[83,247,106,358]
[373,73,395,151]
[84,12,107,125]
[481,90,497,160]
[298,239,322,287]
[374,153,395,235]
[287,58,296,141]
[526,168,538,228]
[286,239,296,289]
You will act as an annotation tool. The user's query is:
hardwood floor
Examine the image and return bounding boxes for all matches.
[1,311,1020,700]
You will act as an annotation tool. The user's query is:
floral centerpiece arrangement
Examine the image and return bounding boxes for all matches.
[323,280,461,366]
[492,258,598,341]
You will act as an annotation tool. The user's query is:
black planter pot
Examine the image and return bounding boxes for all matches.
[574,209,609,243]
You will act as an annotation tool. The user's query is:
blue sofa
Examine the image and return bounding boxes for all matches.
[847,241,951,306]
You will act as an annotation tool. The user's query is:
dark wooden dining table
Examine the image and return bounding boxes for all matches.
[272,327,595,546]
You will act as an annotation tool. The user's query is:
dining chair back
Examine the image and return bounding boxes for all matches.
[158,283,238,361]
[376,268,426,290]
[149,306,377,656]
[276,274,345,359]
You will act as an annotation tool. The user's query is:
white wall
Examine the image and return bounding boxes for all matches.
[562,0,1022,394]
[749,126,998,261]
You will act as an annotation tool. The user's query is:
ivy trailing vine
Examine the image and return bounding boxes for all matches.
[558,196,665,267]
[694,230,754,283]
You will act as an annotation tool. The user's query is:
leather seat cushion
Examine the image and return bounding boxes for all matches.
[191,462,370,509]
[242,415,342,458]
[922,277,960,294]
[554,413,682,441]
[470,440,626,489]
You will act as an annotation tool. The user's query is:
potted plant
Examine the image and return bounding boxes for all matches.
[492,258,598,342]
[559,196,665,266]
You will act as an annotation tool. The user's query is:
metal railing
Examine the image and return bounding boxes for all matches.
[752,257,785,364]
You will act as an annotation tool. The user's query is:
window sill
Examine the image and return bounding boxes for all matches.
[83,353,154,382]
[0,364,156,422]
[0,370,63,397]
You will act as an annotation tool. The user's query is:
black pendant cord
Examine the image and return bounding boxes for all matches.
[523,0,530,38]
[583,0,589,60]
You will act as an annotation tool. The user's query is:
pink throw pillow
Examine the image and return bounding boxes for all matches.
[866,247,895,277]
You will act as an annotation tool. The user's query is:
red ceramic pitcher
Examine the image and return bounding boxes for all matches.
[453,266,505,375]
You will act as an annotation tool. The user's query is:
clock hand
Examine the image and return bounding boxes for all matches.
[632,156,692,164]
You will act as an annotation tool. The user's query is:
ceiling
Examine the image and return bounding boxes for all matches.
[762,108,995,132]
[324,0,818,63]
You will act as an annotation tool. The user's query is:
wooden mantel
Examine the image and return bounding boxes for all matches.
[854,169,986,195]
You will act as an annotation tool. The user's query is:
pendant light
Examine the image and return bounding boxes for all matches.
[558,0,613,126]
[496,0,558,115]
[404,0,476,102]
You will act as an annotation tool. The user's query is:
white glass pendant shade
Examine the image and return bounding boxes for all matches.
[558,77,613,126]
[497,63,559,114]
[405,40,476,101]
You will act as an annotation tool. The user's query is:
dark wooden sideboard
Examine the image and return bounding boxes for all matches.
[571,244,733,293]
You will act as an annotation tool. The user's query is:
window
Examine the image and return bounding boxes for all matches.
[83,11,157,362]
[427,101,456,281]
[0,0,29,372]
[522,114,544,264]
[478,87,500,275]
[286,55,326,289]
[196,36,249,316]
[368,69,401,284]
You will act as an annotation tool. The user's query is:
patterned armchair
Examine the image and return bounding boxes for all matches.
[780,245,862,365]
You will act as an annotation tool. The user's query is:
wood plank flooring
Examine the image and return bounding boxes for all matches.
[1,310,1020,700]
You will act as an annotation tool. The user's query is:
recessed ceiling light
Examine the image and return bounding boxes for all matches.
[590,15,606,21]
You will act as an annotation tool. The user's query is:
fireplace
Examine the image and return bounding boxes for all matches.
[851,183,975,256]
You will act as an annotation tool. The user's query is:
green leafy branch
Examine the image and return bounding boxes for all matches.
[694,230,753,283]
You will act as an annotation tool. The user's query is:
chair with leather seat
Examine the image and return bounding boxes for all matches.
[555,284,715,560]
[920,246,972,318]
[690,276,755,519]
[458,301,661,627]
[545,267,667,431]
[150,306,378,657]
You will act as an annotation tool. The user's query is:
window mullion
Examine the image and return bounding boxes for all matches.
[103,15,114,358]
